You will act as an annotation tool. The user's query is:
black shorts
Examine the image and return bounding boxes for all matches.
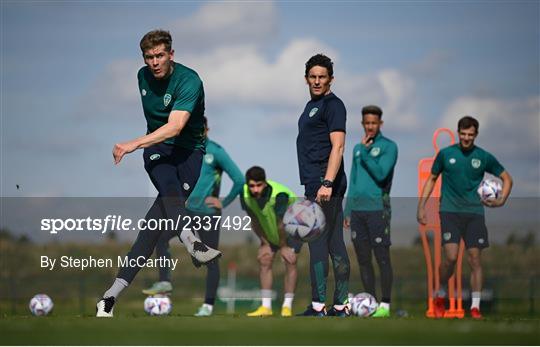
[440,212,489,249]
[350,210,391,247]
[270,237,303,254]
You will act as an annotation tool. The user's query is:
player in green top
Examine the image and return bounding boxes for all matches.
[97,30,221,317]
[240,166,302,317]
[142,116,244,317]
[417,116,513,319]
[344,105,398,318]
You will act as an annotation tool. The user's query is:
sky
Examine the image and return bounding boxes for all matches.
[1,1,539,199]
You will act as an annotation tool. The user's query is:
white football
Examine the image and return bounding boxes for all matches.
[350,292,378,317]
[283,200,326,242]
[477,178,502,200]
[144,295,172,316]
[29,294,54,316]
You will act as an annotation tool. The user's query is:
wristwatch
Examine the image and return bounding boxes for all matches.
[322,179,333,188]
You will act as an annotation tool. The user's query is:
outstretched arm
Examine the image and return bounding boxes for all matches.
[113,110,190,164]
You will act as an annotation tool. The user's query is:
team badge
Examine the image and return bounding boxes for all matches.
[351,231,356,240]
[471,158,481,169]
[355,150,361,157]
[449,158,456,164]
[478,238,485,244]
[204,153,214,164]
[370,147,381,157]
[443,232,451,241]
[183,183,190,191]
[164,93,172,107]
[149,154,160,161]
[308,107,318,117]
[141,89,147,96]
[375,237,382,244]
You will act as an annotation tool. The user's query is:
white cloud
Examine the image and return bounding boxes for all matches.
[169,2,278,51]
[182,38,337,109]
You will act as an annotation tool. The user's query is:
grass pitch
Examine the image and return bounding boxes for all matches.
[1,312,539,345]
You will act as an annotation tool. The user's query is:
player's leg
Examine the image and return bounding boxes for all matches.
[247,243,275,316]
[434,211,461,318]
[467,247,483,318]
[142,228,176,295]
[194,213,221,317]
[464,213,489,319]
[298,184,330,316]
[281,238,301,317]
[163,146,221,265]
[326,182,351,317]
[97,198,165,317]
[368,209,393,318]
[350,211,376,298]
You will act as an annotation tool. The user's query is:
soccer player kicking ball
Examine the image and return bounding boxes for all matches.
[142,116,244,318]
[96,30,221,317]
[417,116,512,319]
[241,166,302,317]
[344,105,398,318]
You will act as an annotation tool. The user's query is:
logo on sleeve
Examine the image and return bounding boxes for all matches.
[443,232,452,241]
[204,153,214,164]
[471,159,481,169]
[164,94,172,107]
[183,183,190,191]
[141,89,147,96]
[355,150,361,157]
[149,154,160,161]
[308,107,318,117]
[449,158,456,164]
[370,147,381,157]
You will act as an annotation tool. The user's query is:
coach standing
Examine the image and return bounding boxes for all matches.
[296,54,350,317]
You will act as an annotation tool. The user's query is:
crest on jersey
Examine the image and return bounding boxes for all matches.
[164,94,172,107]
[149,154,160,161]
[355,150,361,157]
[309,107,318,117]
[183,183,190,191]
[141,89,147,96]
[370,147,381,157]
[449,158,456,164]
[471,158,481,169]
[204,153,214,164]
[443,232,452,241]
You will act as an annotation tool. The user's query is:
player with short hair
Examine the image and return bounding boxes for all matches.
[241,166,301,317]
[344,105,398,318]
[97,29,221,317]
[296,54,350,317]
[417,115,513,319]
[142,116,244,317]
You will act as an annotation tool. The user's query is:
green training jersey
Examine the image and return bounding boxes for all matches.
[138,62,205,150]
[242,180,296,246]
[344,132,398,215]
[432,144,505,215]
[186,139,244,215]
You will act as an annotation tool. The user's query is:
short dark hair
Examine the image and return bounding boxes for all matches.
[140,29,172,54]
[361,105,383,119]
[305,54,334,77]
[245,166,266,182]
[457,115,479,133]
